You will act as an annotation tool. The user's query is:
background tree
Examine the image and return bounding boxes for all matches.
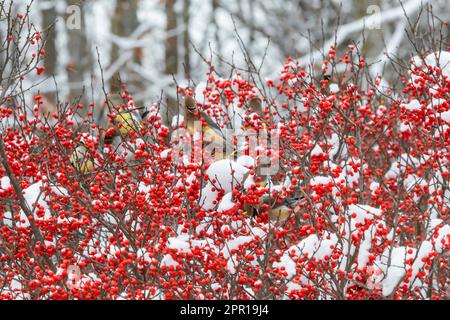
[109,0,141,96]
[40,2,57,105]
[164,0,179,123]
[65,0,93,103]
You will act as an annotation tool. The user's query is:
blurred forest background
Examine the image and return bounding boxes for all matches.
[1,0,449,124]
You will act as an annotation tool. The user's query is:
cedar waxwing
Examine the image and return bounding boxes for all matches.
[70,143,95,174]
[184,94,234,156]
[244,192,302,224]
[248,97,264,116]
[115,111,140,137]
[102,92,149,145]
[241,158,302,224]
[243,97,269,136]
[104,108,145,146]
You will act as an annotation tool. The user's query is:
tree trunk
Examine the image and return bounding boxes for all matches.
[182,0,191,79]
[211,0,221,67]
[165,0,178,76]
[110,0,140,95]
[66,0,93,103]
[164,0,179,124]
[355,0,382,58]
[41,4,58,105]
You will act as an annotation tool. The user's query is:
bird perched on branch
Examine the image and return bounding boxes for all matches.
[100,91,151,146]
[247,96,264,116]
[243,97,268,131]
[104,107,146,145]
[70,143,95,174]
[241,158,303,224]
[184,93,234,157]
[244,186,303,224]
[245,193,302,224]
[115,110,141,137]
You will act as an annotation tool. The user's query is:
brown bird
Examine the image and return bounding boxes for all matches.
[184,94,234,156]
[247,97,264,116]
[243,97,270,134]
[241,158,303,224]
[243,187,302,224]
